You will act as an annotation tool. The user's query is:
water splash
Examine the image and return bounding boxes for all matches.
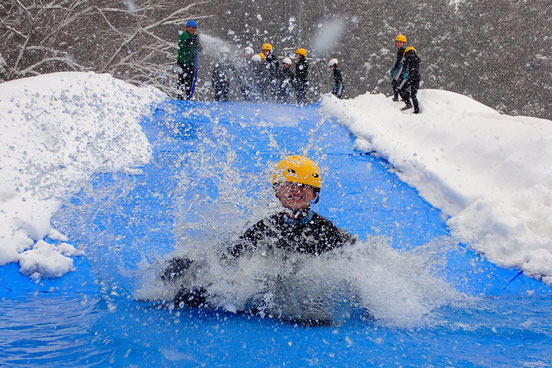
[311,19,346,58]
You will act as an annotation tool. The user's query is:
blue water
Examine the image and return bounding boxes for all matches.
[1,101,551,367]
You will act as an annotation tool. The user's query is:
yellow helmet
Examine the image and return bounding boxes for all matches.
[262,43,273,51]
[258,52,266,60]
[395,34,407,43]
[404,46,417,55]
[272,155,321,189]
[295,48,307,57]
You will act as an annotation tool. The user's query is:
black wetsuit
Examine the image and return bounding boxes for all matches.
[398,51,421,112]
[294,58,309,105]
[391,46,406,100]
[277,67,295,103]
[212,59,231,102]
[229,210,355,257]
[265,54,280,101]
[163,210,356,308]
[331,67,343,99]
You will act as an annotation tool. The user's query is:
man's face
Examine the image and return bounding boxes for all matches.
[395,40,405,48]
[262,49,270,56]
[187,26,196,35]
[275,182,317,210]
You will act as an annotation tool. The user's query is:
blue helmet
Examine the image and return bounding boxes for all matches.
[186,20,198,28]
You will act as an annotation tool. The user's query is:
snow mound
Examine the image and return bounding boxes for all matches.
[321,90,552,284]
[0,72,166,279]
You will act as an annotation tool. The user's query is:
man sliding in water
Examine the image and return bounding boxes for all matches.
[161,155,356,313]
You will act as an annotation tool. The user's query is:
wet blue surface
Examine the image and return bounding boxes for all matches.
[1,100,551,367]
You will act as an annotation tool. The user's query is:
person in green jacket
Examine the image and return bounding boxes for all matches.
[177,20,202,100]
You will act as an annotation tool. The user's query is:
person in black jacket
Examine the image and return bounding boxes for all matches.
[294,48,309,105]
[390,34,407,102]
[398,46,421,114]
[328,58,343,99]
[277,57,295,103]
[262,43,280,101]
[162,155,356,309]
[212,52,231,102]
[237,47,256,101]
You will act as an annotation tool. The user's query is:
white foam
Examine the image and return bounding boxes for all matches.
[140,238,461,327]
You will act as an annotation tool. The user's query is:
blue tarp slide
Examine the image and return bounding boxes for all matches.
[1,101,551,367]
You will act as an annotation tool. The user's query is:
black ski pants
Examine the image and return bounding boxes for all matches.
[177,62,195,100]
[399,80,419,107]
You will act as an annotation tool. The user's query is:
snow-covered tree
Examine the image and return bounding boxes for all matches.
[0,0,207,95]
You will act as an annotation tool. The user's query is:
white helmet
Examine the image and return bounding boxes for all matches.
[282,57,292,65]
[328,58,338,68]
[251,54,262,62]
[244,46,254,56]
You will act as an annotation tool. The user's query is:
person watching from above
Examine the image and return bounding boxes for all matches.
[176,20,202,100]
[294,48,309,105]
[390,34,407,102]
[328,58,343,99]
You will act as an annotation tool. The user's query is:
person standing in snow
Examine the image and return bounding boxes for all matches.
[277,57,295,103]
[212,52,231,102]
[249,54,265,102]
[294,48,309,105]
[262,43,280,101]
[237,47,256,101]
[390,34,407,102]
[397,46,421,114]
[328,58,343,99]
[255,52,271,102]
[177,20,202,100]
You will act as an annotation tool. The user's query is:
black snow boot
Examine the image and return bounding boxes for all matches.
[400,103,412,111]
[413,99,420,114]
[174,286,209,308]
[161,257,193,282]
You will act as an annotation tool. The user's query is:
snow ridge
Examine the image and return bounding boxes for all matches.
[321,90,552,284]
[0,72,166,279]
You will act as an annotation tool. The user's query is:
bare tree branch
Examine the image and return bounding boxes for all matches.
[1,0,209,97]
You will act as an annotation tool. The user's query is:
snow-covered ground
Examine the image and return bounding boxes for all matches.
[0,72,166,280]
[321,90,552,284]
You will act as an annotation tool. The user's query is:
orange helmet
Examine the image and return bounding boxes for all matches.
[295,48,307,57]
[395,34,407,43]
[272,155,321,189]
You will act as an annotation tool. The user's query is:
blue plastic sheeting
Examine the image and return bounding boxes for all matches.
[1,100,551,367]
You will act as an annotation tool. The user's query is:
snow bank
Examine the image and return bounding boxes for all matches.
[0,72,166,279]
[321,90,552,284]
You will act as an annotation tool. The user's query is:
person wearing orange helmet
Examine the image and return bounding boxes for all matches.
[228,155,355,257]
[294,48,309,105]
[162,156,356,308]
[390,34,407,102]
[398,46,421,114]
[262,43,280,100]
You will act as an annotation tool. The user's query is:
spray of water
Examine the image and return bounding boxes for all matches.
[134,116,463,326]
[53,103,464,326]
[199,33,234,56]
[311,19,346,58]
